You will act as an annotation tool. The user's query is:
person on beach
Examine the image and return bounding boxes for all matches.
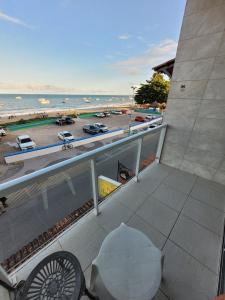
[0,197,8,215]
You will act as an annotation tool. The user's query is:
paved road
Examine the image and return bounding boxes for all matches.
[0,132,159,262]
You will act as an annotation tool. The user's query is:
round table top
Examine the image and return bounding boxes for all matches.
[93,223,162,300]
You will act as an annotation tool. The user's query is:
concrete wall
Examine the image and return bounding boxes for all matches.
[161,0,225,185]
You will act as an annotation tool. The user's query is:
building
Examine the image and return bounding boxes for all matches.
[0,1,225,299]
[161,0,225,187]
[153,58,175,78]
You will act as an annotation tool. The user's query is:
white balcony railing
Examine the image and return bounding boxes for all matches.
[0,123,167,273]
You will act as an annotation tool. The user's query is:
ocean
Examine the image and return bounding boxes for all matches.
[0,94,132,116]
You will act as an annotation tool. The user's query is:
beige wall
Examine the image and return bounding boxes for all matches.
[161,0,225,185]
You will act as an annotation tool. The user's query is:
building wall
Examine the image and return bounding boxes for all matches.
[161,0,225,185]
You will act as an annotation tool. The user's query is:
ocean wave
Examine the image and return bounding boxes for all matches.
[0,102,132,117]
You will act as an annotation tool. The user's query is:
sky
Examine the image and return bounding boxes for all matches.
[0,0,186,94]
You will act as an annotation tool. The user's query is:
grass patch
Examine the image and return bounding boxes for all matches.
[79,113,96,119]
[7,118,56,131]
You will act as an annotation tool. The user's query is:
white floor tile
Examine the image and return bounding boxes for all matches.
[136,196,178,237]
[182,196,225,236]
[170,215,222,274]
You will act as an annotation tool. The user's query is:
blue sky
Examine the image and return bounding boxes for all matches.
[0,0,186,94]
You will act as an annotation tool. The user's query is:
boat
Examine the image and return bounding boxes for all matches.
[83,97,91,103]
[83,98,91,103]
[38,98,50,105]
[15,96,22,100]
[62,97,69,103]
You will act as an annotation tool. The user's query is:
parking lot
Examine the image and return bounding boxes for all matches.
[0,112,147,182]
[4,113,136,147]
[16,115,134,146]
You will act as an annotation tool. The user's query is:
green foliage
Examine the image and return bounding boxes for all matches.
[17,118,27,124]
[134,72,170,104]
[68,113,77,118]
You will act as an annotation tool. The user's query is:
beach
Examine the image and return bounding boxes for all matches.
[0,93,133,124]
[0,103,133,125]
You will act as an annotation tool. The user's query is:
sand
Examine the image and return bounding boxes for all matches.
[0,103,133,125]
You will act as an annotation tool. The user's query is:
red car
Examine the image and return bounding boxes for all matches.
[135,116,146,122]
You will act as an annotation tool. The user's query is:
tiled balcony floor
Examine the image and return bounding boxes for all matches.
[9,162,225,300]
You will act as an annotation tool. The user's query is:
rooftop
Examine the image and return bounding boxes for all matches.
[152,58,175,78]
[8,161,224,300]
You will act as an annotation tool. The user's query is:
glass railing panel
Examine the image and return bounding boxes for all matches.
[95,140,138,200]
[140,130,160,171]
[0,160,92,271]
[0,125,167,272]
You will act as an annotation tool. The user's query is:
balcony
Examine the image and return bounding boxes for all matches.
[0,124,224,300]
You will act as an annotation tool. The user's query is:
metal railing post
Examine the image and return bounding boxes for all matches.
[41,188,48,210]
[135,138,143,182]
[90,158,99,216]
[155,126,167,163]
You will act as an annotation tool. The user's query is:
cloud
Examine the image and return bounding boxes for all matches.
[118,34,131,40]
[137,36,146,43]
[0,82,115,94]
[111,39,177,76]
[0,82,67,93]
[0,11,33,28]
[105,51,127,60]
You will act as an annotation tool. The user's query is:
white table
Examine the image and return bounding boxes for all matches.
[90,223,162,300]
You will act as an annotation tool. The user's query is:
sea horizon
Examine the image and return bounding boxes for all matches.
[0,93,133,117]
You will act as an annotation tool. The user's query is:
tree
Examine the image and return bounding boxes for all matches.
[134,72,170,105]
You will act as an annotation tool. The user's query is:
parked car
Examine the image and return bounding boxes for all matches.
[94,123,109,133]
[145,115,153,120]
[0,128,6,136]
[58,131,75,141]
[16,135,36,150]
[95,112,105,118]
[83,124,100,134]
[149,124,157,129]
[103,111,111,117]
[111,110,122,115]
[56,116,75,125]
[135,116,146,122]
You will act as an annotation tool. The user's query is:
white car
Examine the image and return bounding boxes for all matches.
[0,128,6,136]
[145,115,153,120]
[111,110,122,115]
[58,131,75,141]
[146,115,159,120]
[95,113,105,118]
[16,135,36,151]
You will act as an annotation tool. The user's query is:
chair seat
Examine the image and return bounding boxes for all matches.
[90,223,162,300]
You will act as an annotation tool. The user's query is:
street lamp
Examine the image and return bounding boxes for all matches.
[131,85,137,116]
[128,85,138,135]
